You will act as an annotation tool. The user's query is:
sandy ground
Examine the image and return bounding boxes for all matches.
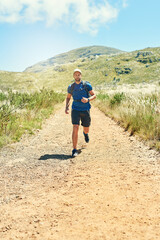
[0,104,160,240]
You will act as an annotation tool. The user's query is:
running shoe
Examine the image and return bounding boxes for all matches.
[72,149,78,157]
[83,132,89,143]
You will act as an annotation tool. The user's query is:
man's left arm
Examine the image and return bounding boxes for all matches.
[81,90,96,103]
[88,90,96,102]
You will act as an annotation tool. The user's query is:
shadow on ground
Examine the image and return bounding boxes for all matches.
[39,154,71,161]
[39,149,82,161]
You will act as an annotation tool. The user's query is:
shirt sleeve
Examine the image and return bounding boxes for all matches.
[86,82,92,92]
[67,85,72,94]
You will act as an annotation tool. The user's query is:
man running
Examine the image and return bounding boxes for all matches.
[65,69,96,157]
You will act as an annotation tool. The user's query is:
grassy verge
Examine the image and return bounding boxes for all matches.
[0,89,65,148]
[94,91,160,151]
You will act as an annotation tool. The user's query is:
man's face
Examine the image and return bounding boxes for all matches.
[73,71,81,82]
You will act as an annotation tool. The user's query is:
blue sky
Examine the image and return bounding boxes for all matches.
[0,0,160,72]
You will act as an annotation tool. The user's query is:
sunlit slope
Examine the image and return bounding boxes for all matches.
[0,47,160,92]
[24,45,124,73]
[34,46,160,90]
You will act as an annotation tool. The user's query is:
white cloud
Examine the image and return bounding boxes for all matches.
[0,0,124,33]
[72,1,118,34]
[122,0,128,8]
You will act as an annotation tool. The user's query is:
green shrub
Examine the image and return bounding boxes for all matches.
[97,93,109,101]
[109,92,125,107]
[0,92,7,101]
[94,91,160,150]
[0,89,65,148]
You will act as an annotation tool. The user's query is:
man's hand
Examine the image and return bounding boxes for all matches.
[65,108,69,114]
[65,94,71,114]
[81,97,89,103]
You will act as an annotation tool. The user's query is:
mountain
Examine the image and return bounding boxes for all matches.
[1,46,160,93]
[24,45,124,73]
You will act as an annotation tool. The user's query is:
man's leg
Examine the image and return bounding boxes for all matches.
[83,127,89,134]
[83,127,89,143]
[71,110,80,157]
[81,111,90,143]
[72,124,79,149]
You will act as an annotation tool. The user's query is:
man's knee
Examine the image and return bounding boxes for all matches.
[73,125,79,132]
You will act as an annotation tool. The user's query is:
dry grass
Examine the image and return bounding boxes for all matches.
[94,83,160,151]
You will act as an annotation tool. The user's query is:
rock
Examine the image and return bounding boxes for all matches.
[137,56,158,64]
[54,67,66,72]
[93,53,101,56]
[137,58,149,64]
[135,51,153,58]
[115,67,132,75]
[113,77,120,83]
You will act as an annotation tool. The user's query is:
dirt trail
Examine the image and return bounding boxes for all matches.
[0,104,160,240]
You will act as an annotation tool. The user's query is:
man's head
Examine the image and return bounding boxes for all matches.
[73,69,82,83]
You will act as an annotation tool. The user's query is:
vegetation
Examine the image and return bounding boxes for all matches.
[1,46,160,93]
[0,89,65,148]
[0,45,160,150]
[94,90,160,151]
[24,45,123,72]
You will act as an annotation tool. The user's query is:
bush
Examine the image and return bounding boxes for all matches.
[0,92,7,101]
[109,92,125,107]
[0,89,65,148]
[94,91,160,150]
[97,93,109,101]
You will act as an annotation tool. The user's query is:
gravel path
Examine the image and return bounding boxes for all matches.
[0,104,160,240]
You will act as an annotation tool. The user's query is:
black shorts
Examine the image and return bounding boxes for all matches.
[71,110,91,127]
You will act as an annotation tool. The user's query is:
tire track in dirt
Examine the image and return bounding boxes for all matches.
[0,104,160,240]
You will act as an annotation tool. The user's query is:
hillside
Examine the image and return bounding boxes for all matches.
[0,46,160,92]
[24,45,124,73]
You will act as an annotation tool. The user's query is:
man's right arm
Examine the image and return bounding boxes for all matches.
[65,93,72,114]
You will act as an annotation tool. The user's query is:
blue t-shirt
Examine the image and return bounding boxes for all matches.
[68,81,92,111]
